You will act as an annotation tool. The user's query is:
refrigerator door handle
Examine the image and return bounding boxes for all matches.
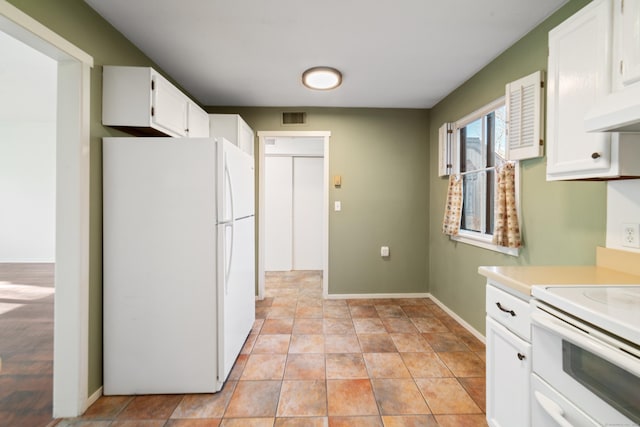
[224,154,235,223]
[225,221,234,294]
[223,153,235,293]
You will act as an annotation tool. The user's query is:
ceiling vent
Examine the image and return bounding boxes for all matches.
[282,111,306,125]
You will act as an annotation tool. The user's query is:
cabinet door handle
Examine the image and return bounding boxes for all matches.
[591,152,601,159]
[496,302,516,316]
[517,353,526,360]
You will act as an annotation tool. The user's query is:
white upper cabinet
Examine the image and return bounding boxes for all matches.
[151,73,189,137]
[618,0,640,87]
[210,114,254,157]
[103,66,209,138]
[546,0,640,180]
[187,102,211,137]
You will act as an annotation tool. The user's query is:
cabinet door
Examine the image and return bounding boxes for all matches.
[620,0,640,86]
[151,73,188,137]
[292,157,323,270]
[486,316,531,427]
[264,156,293,271]
[238,119,254,156]
[187,102,210,137]
[547,0,613,179]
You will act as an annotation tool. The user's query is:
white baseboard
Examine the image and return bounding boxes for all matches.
[85,386,103,412]
[322,291,485,344]
[325,292,431,300]
[428,295,486,344]
[324,292,486,344]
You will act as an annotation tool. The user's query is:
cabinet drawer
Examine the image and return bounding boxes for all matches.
[486,283,530,341]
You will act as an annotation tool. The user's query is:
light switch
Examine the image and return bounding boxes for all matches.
[334,201,341,211]
[333,175,342,187]
[381,246,390,257]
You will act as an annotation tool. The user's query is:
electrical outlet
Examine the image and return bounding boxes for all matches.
[622,223,640,248]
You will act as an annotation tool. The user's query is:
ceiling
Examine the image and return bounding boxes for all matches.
[84,0,568,109]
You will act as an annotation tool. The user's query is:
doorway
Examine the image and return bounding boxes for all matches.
[0,29,57,426]
[0,2,93,418]
[257,131,330,299]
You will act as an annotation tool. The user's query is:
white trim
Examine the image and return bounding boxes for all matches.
[455,97,505,131]
[86,387,103,409]
[325,291,486,344]
[54,59,91,418]
[0,1,93,418]
[452,232,520,257]
[326,292,431,300]
[257,131,331,300]
[0,1,93,66]
[428,294,486,344]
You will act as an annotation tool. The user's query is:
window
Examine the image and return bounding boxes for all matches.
[453,97,519,256]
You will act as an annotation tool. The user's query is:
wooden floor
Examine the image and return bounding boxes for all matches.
[0,263,55,427]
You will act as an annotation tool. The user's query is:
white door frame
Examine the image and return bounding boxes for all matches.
[0,1,93,417]
[257,131,330,299]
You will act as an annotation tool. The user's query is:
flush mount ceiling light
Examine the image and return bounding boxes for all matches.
[302,66,342,90]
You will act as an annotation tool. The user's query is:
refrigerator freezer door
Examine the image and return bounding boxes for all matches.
[217,216,256,384]
[218,138,255,222]
[103,137,219,394]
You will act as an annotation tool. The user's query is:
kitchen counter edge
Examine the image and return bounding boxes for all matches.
[478,247,640,297]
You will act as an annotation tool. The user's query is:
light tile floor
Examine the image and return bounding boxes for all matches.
[55,271,488,426]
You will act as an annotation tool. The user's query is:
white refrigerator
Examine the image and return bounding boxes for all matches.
[102,136,255,395]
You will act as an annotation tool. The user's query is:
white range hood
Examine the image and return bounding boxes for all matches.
[585,83,640,133]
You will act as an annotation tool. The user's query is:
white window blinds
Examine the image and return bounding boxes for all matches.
[438,122,454,176]
[505,70,545,161]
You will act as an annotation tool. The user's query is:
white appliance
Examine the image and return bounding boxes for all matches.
[530,285,640,426]
[102,136,255,395]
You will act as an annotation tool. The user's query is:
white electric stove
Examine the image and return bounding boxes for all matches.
[530,284,640,426]
[532,285,640,346]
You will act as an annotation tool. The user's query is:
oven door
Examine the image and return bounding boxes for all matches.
[531,301,640,426]
[531,373,599,427]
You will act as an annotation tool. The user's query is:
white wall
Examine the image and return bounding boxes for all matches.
[607,180,640,254]
[0,31,57,262]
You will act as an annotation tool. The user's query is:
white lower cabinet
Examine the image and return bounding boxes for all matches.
[486,281,532,427]
[486,317,531,427]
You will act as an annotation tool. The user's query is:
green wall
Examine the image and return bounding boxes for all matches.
[208,107,430,295]
[6,0,167,396]
[428,0,603,334]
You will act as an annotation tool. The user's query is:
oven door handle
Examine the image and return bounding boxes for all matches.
[531,311,640,377]
[534,391,575,427]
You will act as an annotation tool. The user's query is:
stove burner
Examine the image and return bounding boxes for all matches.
[583,288,640,311]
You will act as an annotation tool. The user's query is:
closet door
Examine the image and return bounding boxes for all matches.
[292,157,323,270]
[264,157,292,271]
